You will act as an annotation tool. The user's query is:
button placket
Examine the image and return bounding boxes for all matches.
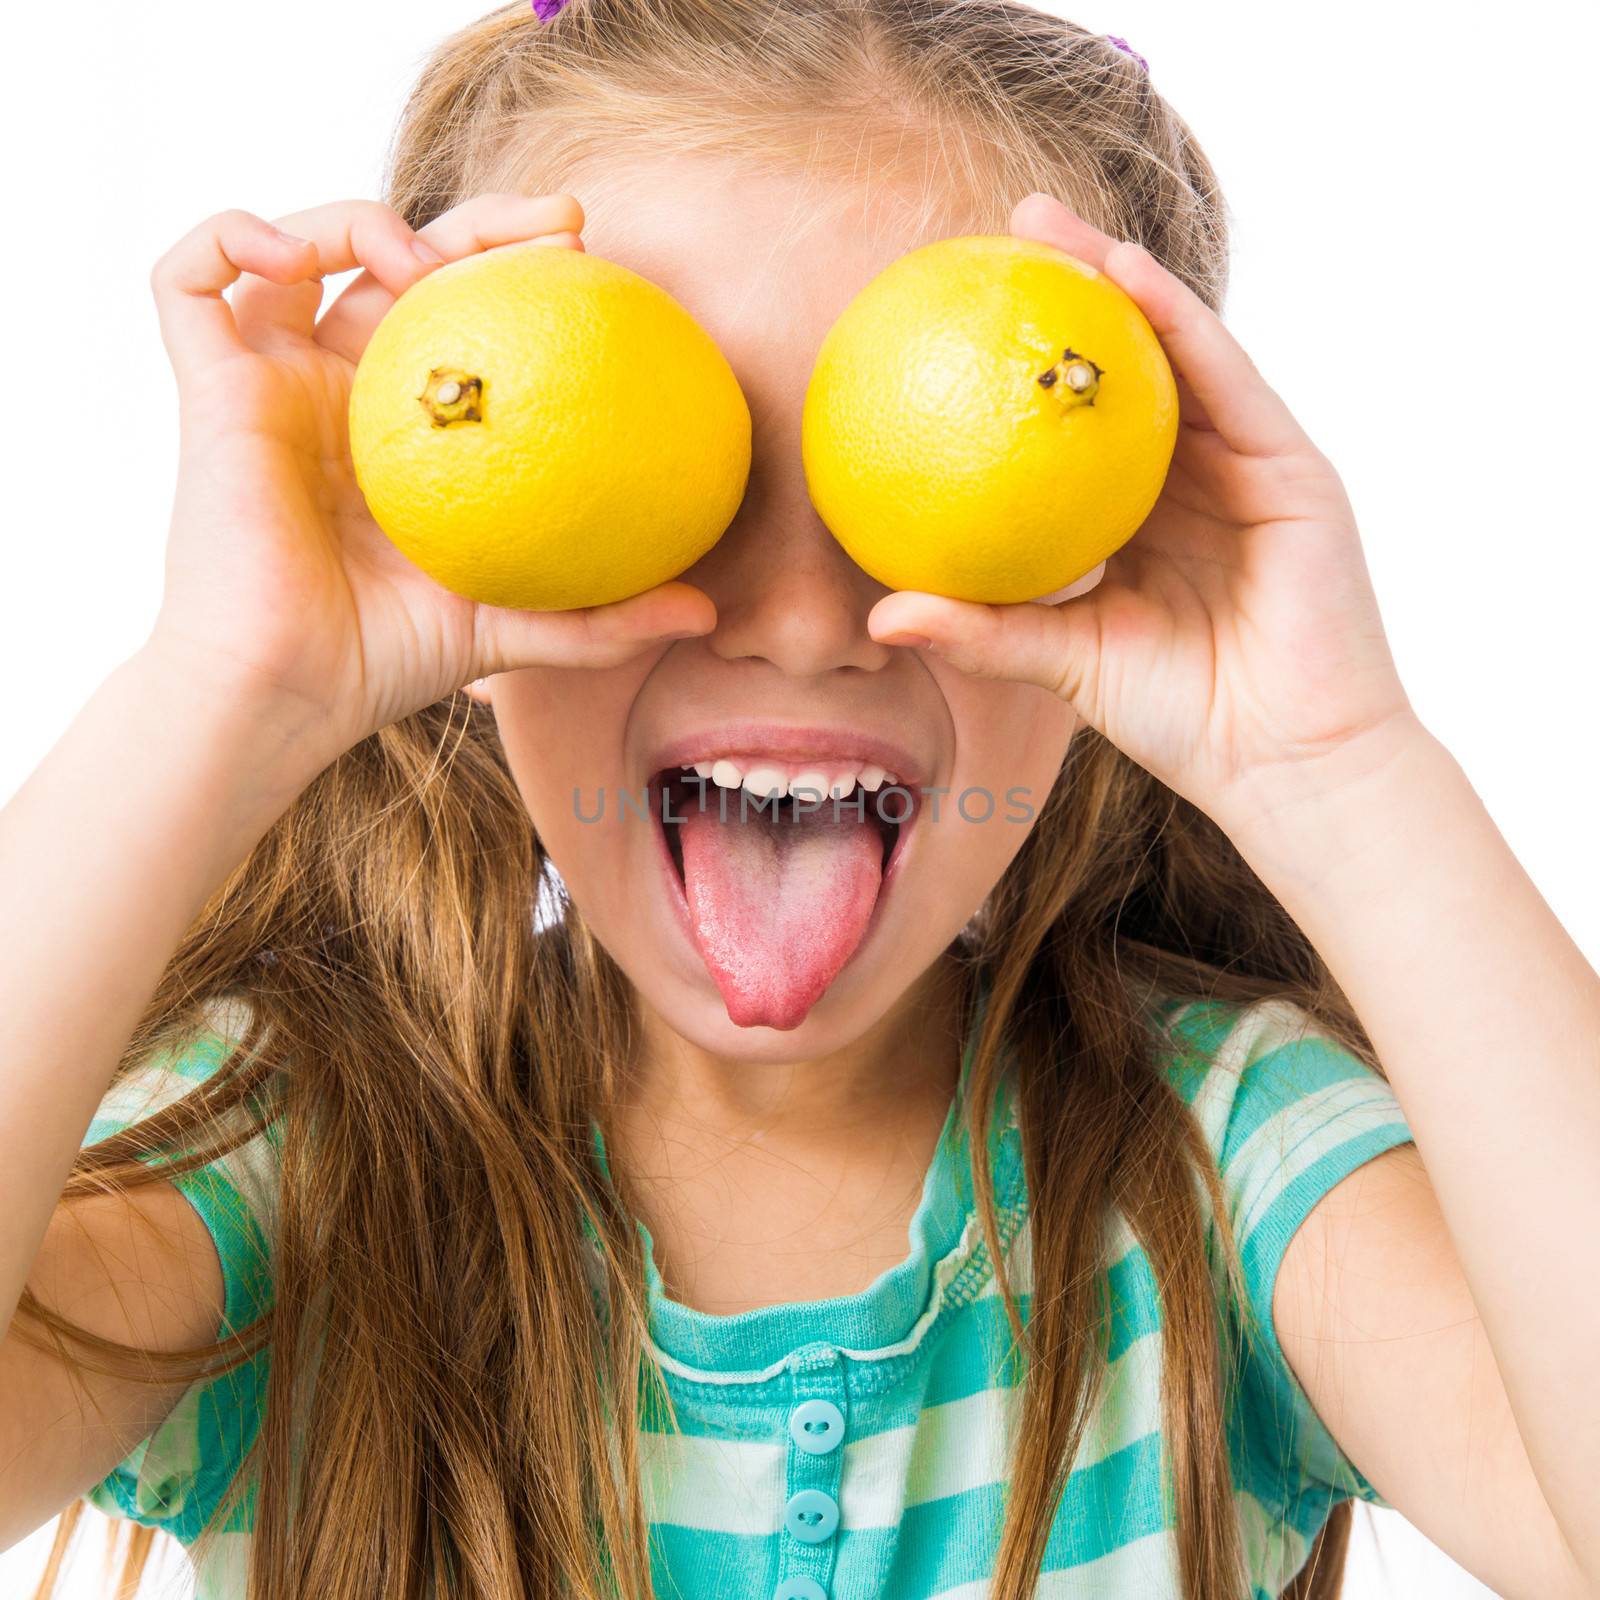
[774,1347,848,1599]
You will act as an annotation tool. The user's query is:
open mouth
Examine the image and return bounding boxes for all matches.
[645,765,919,1031]
[650,769,909,877]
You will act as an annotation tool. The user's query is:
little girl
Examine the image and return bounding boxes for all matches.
[3,3,1596,1599]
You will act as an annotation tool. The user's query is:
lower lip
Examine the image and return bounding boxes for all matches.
[647,781,921,989]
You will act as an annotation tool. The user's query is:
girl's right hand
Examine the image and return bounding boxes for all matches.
[144,193,717,776]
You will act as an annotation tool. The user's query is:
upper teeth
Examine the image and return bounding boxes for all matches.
[683,758,903,799]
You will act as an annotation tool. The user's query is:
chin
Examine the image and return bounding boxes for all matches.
[621,946,933,1063]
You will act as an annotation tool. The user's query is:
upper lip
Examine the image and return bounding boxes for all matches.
[645,721,931,790]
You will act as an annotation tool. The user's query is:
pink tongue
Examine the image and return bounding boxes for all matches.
[677,797,884,1031]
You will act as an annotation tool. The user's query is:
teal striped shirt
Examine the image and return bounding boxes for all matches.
[78,992,1413,1599]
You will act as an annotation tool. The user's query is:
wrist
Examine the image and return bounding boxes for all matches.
[119,640,337,818]
[1212,713,1467,896]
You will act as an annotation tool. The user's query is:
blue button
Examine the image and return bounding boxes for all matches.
[783,1488,840,1543]
[789,1398,845,1455]
[775,1581,827,1600]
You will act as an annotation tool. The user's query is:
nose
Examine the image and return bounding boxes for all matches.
[692,489,895,678]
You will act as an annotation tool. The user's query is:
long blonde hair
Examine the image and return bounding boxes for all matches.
[23,5,1371,1597]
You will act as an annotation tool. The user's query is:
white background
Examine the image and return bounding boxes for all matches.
[3,0,1594,1595]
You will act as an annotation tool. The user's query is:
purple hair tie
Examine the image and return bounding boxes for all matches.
[1105,34,1150,73]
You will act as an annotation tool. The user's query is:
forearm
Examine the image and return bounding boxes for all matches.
[0,645,325,1338]
[1220,717,1600,1582]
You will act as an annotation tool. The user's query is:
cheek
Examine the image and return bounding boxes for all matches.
[893,669,1075,931]
[943,671,1075,802]
[489,666,642,851]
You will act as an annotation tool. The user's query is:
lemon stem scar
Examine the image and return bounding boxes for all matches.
[420,368,485,427]
[1036,346,1103,408]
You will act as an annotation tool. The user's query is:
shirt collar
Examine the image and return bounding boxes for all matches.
[624,979,1026,1379]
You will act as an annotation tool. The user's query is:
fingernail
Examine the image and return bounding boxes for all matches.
[662,628,707,641]
[270,226,310,248]
[412,237,444,264]
[879,632,933,649]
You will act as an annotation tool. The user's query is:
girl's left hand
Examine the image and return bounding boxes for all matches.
[867,191,1422,828]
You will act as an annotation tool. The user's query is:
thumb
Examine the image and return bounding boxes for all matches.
[470,580,718,675]
[867,587,1101,709]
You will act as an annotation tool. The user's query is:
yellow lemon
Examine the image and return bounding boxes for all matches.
[349,245,751,611]
[801,235,1178,604]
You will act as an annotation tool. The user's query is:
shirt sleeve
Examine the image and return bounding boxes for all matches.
[1158,994,1415,1520]
[76,1001,279,1546]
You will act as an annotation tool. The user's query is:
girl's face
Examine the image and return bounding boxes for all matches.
[486,156,1077,1061]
